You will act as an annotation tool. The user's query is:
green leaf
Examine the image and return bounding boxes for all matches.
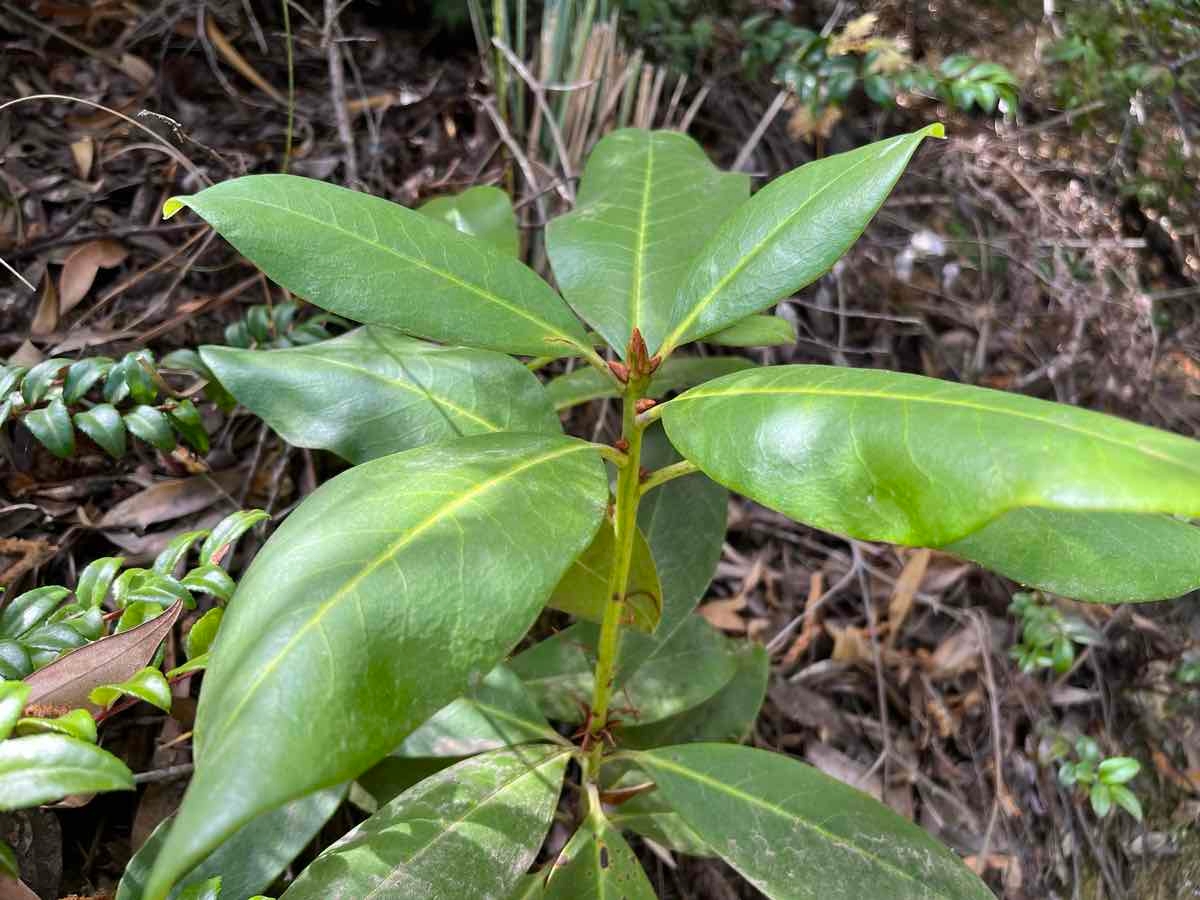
[548,521,661,633]
[279,747,569,900]
[122,350,160,404]
[658,125,943,355]
[0,840,16,879]
[142,433,607,900]
[0,682,30,741]
[176,878,221,900]
[117,786,346,900]
[165,175,591,358]
[124,405,176,452]
[0,366,26,400]
[90,666,172,712]
[1090,783,1113,817]
[20,358,71,405]
[1098,757,1140,785]
[544,809,656,900]
[1108,784,1143,820]
[181,565,235,603]
[153,533,208,576]
[201,327,560,464]
[607,776,711,856]
[397,664,560,758]
[75,404,128,458]
[0,587,69,639]
[546,355,754,411]
[636,744,992,900]
[419,185,520,257]
[0,734,133,809]
[184,608,223,659]
[165,654,208,679]
[15,708,97,743]
[166,399,209,453]
[705,313,796,347]
[661,364,1200,602]
[63,357,114,403]
[0,642,32,680]
[616,639,767,749]
[198,509,269,567]
[113,570,192,609]
[547,129,749,355]
[25,399,75,458]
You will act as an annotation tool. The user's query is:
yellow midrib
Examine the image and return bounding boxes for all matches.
[672,384,1200,476]
[201,441,592,761]
[628,135,655,345]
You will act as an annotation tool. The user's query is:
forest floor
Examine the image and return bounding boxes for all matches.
[2,2,1200,899]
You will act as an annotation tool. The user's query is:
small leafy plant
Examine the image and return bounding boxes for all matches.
[1009,591,1101,675]
[128,123,1200,899]
[1046,733,1144,821]
[0,349,209,459]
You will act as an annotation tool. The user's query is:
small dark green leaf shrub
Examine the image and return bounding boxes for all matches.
[1,350,209,458]
[127,122,1200,899]
[1008,591,1101,674]
[1043,733,1144,821]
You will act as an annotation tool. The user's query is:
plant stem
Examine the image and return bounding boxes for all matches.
[585,384,645,777]
[638,459,698,495]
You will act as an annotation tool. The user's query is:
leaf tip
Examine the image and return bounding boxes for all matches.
[927,122,947,140]
[162,196,189,220]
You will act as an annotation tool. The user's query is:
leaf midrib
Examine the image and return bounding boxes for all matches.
[208,194,584,351]
[661,134,909,352]
[362,748,566,899]
[201,442,594,763]
[671,383,1200,476]
[642,753,962,899]
[628,135,655,345]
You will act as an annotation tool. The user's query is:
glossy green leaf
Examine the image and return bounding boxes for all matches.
[636,743,991,900]
[199,509,269,566]
[658,125,943,355]
[0,734,133,809]
[548,521,661,633]
[0,683,29,741]
[164,175,591,358]
[153,534,207,576]
[77,556,125,607]
[607,777,711,857]
[547,129,748,355]
[184,608,223,659]
[124,405,175,452]
[181,565,235,603]
[355,756,457,809]
[0,366,26,400]
[545,355,754,411]
[117,785,346,900]
[121,350,160,404]
[0,587,69,639]
[90,666,172,712]
[617,639,767,749]
[201,327,559,464]
[113,570,192,609]
[397,664,560,758]
[15,708,97,743]
[513,425,730,724]
[20,359,70,405]
[165,653,208,679]
[705,313,796,348]
[420,185,520,257]
[280,746,569,900]
[143,433,607,900]
[25,399,75,458]
[63,357,114,403]
[0,642,32,680]
[662,365,1200,601]
[166,399,209,453]
[176,878,221,900]
[544,809,655,900]
[75,404,128,458]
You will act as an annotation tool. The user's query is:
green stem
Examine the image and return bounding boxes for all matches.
[638,459,698,496]
[585,384,645,778]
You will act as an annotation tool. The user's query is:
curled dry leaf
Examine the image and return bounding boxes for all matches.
[58,240,127,315]
[24,600,182,710]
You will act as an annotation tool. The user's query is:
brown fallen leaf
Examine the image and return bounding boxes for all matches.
[924,625,986,679]
[70,137,94,180]
[30,274,59,336]
[24,601,182,710]
[699,595,747,633]
[886,548,930,648]
[829,623,872,664]
[0,877,40,900]
[58,239,127,315]
[98,470,242,530]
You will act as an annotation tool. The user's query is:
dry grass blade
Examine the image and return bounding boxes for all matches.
[24,600,183,709]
